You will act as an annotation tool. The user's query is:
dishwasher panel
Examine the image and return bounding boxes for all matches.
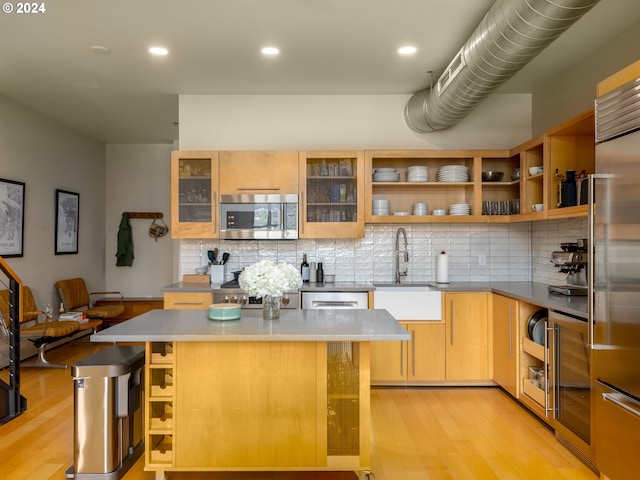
[301,292,369,309]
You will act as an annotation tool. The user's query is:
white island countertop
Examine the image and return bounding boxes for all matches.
[91,308,410,343]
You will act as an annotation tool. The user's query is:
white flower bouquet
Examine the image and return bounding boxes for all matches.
[239,260,303,298]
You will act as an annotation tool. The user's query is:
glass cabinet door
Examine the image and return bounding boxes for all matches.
[171,151,219,238]
[299,151,364,238]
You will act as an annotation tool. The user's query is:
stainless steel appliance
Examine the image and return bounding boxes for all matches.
[548,310,594,467]
[301,291,369,309]
[219,194,298,240]
[214,279,300,309]
[591,75,640,480]
[548,241,588,296]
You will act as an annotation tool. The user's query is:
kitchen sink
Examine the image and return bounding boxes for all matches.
[373,284,442,320]
[373,282,436,290]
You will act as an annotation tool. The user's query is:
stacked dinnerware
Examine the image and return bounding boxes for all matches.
[437,165,470,182]
[449,203,471,215]
[432,209,447,216]
[373,168,400,182]
[372,198,390,215]
[413,202,428,215]
[407,165,429,182]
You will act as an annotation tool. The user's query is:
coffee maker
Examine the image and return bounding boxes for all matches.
[548,238,588,295]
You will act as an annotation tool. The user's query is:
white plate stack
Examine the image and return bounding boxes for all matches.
[413,202,428,215]
[407,165,429,182]
[449,203,471,215]
[437,165,470,182]
[373,168,400,182]
[372,199,390,215]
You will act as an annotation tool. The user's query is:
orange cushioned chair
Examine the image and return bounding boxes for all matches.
[0,286,80,368]
[55,277,124,332]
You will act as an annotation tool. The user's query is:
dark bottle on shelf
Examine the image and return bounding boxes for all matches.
[316,262,324,283]
[561,169,578,207]
[301,253,310,282]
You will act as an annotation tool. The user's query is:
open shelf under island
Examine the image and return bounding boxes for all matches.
[91,308,410,480]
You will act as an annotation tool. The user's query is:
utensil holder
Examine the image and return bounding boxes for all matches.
[210,265,224,285]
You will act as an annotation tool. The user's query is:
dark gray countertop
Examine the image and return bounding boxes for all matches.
[427,281,588,319]
[162,280,588,319]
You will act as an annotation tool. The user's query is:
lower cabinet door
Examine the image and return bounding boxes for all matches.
[408,323,445,381]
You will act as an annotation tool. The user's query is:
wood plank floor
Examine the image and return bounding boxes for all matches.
[0,343,597,480]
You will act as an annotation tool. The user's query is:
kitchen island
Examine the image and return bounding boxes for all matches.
[91,308,409,480]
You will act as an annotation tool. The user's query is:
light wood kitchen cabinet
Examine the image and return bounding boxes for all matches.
[298,150,364,238]
[492,294,519,397]
[510,109,594,219]
[163,292,212,310]
[370,321,445,384]
[444,292,491,381]
[171,151,219,238]
[219,151,298,195]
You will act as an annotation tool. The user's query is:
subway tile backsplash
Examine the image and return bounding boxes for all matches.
[179,218,586,285]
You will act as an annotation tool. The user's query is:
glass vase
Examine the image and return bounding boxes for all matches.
[262,295,281,320]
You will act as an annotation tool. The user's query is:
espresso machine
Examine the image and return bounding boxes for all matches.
[548,239,588,296]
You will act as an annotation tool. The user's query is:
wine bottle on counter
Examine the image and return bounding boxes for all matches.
[316,262,324,283]
[301,253,310,282]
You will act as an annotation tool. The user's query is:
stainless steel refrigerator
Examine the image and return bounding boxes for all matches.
[592,74,640,480]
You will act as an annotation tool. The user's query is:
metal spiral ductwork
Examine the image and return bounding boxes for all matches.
[405,0,601,133]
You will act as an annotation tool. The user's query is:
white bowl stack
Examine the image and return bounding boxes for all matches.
[407,165,429,182]
[373,168,400,182]
[413,202,428,215]
[432,209,447,216]
[437,165,470,182]
[372,198,390,215]
[449,203,471,215]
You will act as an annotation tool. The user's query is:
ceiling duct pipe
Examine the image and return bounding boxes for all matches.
[405,0,601,133]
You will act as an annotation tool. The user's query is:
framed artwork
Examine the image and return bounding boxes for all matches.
[0,178,25,257]
[55,189,79,255]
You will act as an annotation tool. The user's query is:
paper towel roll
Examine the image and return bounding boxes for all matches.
[436,251,449,284]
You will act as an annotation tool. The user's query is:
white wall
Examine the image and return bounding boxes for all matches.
[178,93,532,150]
[532,21,640,135]
[0,95,106,307]
[105,144,174,297]
[0,96,105,364]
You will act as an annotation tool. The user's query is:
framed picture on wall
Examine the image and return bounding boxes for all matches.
[55,189,79,255]
[0,178,25,257]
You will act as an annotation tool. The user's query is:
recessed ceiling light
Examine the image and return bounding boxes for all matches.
[89,45,110,55]
[398,46,417,55]
[149,46,169,56]
[261,46,280,56]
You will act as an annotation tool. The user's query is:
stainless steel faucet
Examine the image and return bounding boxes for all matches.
[395,227,409,283]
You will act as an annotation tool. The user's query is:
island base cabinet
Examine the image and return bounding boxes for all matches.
[144,340,372,477]
[370,322,445,384]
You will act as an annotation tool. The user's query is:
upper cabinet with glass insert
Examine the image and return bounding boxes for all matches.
[299,151,364,238]
[170,151,219,238]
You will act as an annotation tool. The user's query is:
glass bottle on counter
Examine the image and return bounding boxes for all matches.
[301,253,310,282]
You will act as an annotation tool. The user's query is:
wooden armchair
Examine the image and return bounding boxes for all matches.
[55,278,125,331]
[0,286,79,368]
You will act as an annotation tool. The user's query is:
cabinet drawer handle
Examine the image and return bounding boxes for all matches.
[400,342,404,376]
[449,300,454,345]
[602,392,640,418]
[173,301,204,305]
[237,187,281,191]
[411,329,416,377]
[508,306,513,357]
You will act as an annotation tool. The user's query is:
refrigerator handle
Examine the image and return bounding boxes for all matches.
[588,173,614,348]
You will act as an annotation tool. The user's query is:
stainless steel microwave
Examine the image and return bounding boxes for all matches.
[219,194,298,240]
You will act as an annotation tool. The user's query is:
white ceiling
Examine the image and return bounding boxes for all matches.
[1,0,639,144]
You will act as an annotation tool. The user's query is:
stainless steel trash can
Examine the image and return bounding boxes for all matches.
[66,345,144,480]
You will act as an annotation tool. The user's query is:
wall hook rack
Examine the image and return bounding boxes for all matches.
[125,212,164,219]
